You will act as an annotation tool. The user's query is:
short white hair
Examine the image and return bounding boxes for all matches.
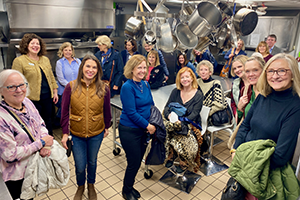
[0,69,30,101]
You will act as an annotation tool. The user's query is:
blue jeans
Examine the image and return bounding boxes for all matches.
[71,132,104,186]
[119,123,148,193]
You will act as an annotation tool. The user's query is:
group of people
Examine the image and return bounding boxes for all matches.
[0,30,300,200]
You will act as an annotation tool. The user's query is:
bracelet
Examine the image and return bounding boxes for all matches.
[230,149,236,155]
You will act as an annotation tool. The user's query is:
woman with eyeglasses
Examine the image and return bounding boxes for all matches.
[12,33,58,136]
[230,54,300,199]
[0,69,54,200]
[94,35,124,97]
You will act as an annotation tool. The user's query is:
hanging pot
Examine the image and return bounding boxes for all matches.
[175,23,198,52]
[188,1,222,37]
[233,8,258,36]
[217,2,233,27]
[124,16,145,40]
[157,22,176,53]
[144,30,156,45]
[195,34,215,52]
[216,24,228,49]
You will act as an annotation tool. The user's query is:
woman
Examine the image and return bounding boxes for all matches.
[121,38,139,66]
[192,49,218,70]
[236,56,265,123]
[143,41,169,82]
[146,50,165,89]
[230,55,249,121]
[163,67,203,173]
[223,39,247,78]
[55,42,81,119]
[255,41,273,62]
[61,55,111,200]
[197,60,228,125]
[12,33,58,135]
[0,69,53,200]
[118,55,156,200]
[176,52,197,76]
[94,35,124,97]
[231,54,300,199]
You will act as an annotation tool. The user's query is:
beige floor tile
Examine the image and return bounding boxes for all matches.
[176,191,195,200]
[111,181,123,193]
[34,194,49,200]
[101,187,118,199]
[140,188,156,199]
[150,196,163,200]
[189,186,202,196]
[167,186,181,196]
[108,164,123,174]
[48,191,67,200]
[171,196,183,200]
[197,190,214,200]
[156,189,175,200]
[218,174,229,184]
[148,182,165,194]
[215,191,223,200]
[205,185,221,197]
[103,160,118,168]
[62,184,78,197]
[115,170,125,180]
[105,175,121,186]
[46,188,61,196]
[211,179,226,190]
[200,175,216,184]
[95,180,110,192]
[99,169,113,179]
[109,193,123,200]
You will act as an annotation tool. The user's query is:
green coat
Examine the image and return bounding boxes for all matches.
[228,139,300,200]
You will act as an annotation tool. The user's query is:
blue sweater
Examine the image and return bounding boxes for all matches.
[234,88,300,169]
[120,79,154,129]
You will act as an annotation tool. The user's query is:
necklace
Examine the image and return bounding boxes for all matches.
[133,80,143,93]
[4,101,24,112]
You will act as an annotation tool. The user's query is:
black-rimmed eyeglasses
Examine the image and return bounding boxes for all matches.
[266,69,290,76]
[4,83,28,92]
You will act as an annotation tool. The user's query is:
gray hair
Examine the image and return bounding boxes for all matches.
[0,69,30,101]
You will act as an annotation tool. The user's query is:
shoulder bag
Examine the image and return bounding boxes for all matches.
[221,177,247,200]
[103,60,115,89]
[220,48,235,78]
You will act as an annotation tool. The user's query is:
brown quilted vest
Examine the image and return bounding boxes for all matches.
[69,79,105,138]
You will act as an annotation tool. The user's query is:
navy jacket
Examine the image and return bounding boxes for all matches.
[120,50,140,66]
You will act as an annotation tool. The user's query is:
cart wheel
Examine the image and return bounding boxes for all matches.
[144,169,153,179]
[113,148,121,156]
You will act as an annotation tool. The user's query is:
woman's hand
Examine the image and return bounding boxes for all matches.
[104,129,109,138]
[147,124,156,135]
[42,135,54,146]
[229,53,235,58]
[231,152,235,159]
[237,95,248,111]
[53,89,59,104]
[113,85,118,90]
[40,148,51,157]
[61,134,69,149]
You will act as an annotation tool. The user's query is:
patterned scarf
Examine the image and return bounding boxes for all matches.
[101,48,112,65]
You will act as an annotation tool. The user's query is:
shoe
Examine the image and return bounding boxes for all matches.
[175,165,185,173]
[122,191,138,200]
[132,188,141,198]
[88,183,97,200]
[165,160,174,168]
[74,185,84,200]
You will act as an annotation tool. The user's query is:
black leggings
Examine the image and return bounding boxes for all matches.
[5,179,33,200]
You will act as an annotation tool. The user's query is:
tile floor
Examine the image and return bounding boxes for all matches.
[35,128,233,200]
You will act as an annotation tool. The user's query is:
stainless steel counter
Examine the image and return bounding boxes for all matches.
[0,174,13,200]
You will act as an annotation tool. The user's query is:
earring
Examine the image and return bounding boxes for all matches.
[292,78,294,81]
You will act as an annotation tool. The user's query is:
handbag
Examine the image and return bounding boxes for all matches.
[220,48,235,78]
[221,177,247,200]
[210,104,232,126]
[103,60,115,89]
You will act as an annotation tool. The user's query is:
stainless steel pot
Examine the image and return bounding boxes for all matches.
[233,8,258,36]
[188,2,222,37]
[124,17,145,40]
[157,22,176,53]
[217,2,233,26]
[195,34,215,52]
[216,24,228,49]
[175,23,198,52]
[144,30,156,45]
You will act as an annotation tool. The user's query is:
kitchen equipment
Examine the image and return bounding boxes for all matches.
[188,1,222,37]
[157,23,177,53]
[195,34,215,52]
[217,2,233,26]
[233,8,258,36]
[175,23,198,52]
[144,30,156,45]
[124,16,145,40]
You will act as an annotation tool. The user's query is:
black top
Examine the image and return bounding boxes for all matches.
[163,88,203,123]
[234,88,300,169]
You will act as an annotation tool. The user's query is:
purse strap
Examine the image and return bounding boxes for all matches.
[108,60,115,83]
[0,104,36,142]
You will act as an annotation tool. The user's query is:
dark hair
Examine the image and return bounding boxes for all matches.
[18,33,47,56]
[125,39,137,52]
[268,34,277,41]
[73,54,106,98]
[177,53,188,66]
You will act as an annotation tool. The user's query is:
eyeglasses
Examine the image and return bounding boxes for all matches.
[4,83,28,92]
[266,69,290,76]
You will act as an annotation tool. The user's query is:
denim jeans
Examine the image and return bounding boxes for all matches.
[118,123,148,193]
[71,131,104,186]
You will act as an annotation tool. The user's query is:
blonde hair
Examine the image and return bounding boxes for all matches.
[175,67,198,90]
[197,60,214,75]
[237,39,245,51]
[95,35,112,49]
[123,55,147,80]
[146,50,160,67]
[255,41,270,55]
[245,56,265,70]
[231,55,248,77]
[57,42,75,58]
[257,53,300,98]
